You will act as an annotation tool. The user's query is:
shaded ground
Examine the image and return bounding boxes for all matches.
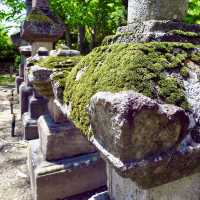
[0,85,32,200]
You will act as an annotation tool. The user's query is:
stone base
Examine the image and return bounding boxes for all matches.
[23,112,38,140]
[38,114,96,161]
[28,139,106,200]
[16,76,24,94]
[107,163,200,200]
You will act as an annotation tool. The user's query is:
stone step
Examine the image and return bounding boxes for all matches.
[28,139,107,200]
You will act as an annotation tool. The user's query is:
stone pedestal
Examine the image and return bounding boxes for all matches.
[88,91,200,200]
[28,139,106,200]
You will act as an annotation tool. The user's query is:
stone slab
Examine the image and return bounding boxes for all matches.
[23,112,39,140]
[48,98,68,123]
[28,139,106,200]
[107,163,200,200]
[38,114,96,161]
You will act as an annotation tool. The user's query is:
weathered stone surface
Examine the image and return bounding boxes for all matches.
[38,114,96,161]
[29,95,48,119]
[19,82,33,117]
[19,45,32,57]
[28,139,106,200]
[16,76,24,94]
[48,98,68,123]
[107,162,200,200]
[128,0,188,24]
[22,112,39,140]
[89,91,189,161]
[104,21,200,45]
[37,47,49,56]
[29,65,53,98]
[50,49,80,57]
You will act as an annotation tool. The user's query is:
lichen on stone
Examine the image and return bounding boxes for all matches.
[168,30,200,38]
[63,42,200,137]
[26,9,54,24]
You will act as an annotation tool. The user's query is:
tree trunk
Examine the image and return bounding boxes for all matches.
[65,24,72,48]
[78,25,86,54]
[91,26,97,49]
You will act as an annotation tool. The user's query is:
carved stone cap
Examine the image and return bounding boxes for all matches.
[21,8,65,42]
[128,0,188,24]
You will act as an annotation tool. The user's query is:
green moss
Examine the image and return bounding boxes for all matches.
[169,30,200,37]
[63,42,199,137]
[26,9,54,24]
[102,32,133,45]
[180,66,189,78]
[191,51,200,63]
[36,56,82,70]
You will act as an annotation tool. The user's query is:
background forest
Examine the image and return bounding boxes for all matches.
[0,0,199,63]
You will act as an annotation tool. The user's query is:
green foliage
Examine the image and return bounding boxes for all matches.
[0,26,15,61]
[0,74,15,86]
[185,0,200,24]
[64,42,198,136]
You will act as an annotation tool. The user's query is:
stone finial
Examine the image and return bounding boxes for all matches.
[32,0,49,10]
[128,0,188,24]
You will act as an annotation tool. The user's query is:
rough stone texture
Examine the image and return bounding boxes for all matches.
[48,98,68,123]
[128,0,188,24]
[28,139,106,200]
[107,163,200,200]
[29,65,53,98]
[19,82,33,118]
[50,49,80,57]
[89,91,189,161]
[22,112,39,140]
[32,0,49,9]
[29,95,48,119]
[104,21,200,45]
[38,114,96,161]
[32,42,52,56]
[16,76,24,94]
[19,45,32,57]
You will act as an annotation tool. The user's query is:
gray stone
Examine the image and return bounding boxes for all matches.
[19,45,32,57]
[29,95,48,119]
[16,76,24,94]
[88,91,189,161]
[107,162,200,200]
[48,98,68,123]
[28,139,106,200]
[37,47,49,56]
[19,82,33,118]
[38,114,96,161]
[50,49,80,57]
[128,0,188,25]
[22,112,38,140]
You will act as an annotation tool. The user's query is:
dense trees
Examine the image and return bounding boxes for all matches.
[0,0,199,53]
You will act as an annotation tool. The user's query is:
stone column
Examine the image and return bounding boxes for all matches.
[128,0,188,25]
[88,91,200,200]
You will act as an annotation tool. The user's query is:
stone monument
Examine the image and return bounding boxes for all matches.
[88,0,200,200]
[21,0,64,55]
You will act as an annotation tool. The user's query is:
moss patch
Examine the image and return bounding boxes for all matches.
[26,9,54,24]
[64,42,200,137]
[169,30,200,38]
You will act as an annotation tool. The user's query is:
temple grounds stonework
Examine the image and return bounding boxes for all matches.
[15,0,200,199]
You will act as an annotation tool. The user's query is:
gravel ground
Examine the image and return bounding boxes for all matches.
[0,86,32,200]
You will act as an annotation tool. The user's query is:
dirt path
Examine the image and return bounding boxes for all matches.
[0,86,32,200]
